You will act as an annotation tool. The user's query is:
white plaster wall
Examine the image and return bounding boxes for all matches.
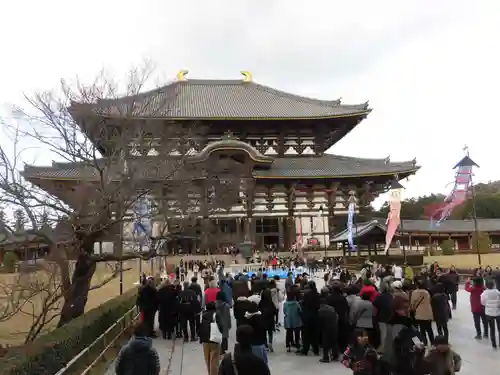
[294,214,330,247]
[93,241,114,254]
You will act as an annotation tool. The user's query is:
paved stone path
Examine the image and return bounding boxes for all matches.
[106,282,498,375]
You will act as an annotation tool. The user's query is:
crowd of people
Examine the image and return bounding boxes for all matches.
[114,258,500,375]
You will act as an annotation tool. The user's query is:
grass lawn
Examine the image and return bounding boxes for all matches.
[424,253,500,268]
[0,258,159,345]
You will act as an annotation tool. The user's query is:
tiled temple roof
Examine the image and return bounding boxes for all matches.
[331,220,387,242]
[22,154,418,180]
[400,219,500,233]
[331,218,500,242]
[69,79,370,120]
[254,154,417,178]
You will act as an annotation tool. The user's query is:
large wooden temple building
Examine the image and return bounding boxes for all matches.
[21,71,419,253]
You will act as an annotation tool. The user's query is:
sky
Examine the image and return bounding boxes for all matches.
[1,0,499,208]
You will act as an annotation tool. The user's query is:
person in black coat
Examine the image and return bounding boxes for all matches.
[189,276,203,300]
[136,279,158,337]
[156,280,179,339]
[298,281,320,356]
[218,325,270,375]
[115,323,161,375]
[259,288,277,351]
[318,290,339,363]
[326,283,351,353]
[443,266,459,309]
[179,281,199,341]
[372,281,394,354]
[243,297,267,347]
[431,283,450,339]
[188,276,203,336]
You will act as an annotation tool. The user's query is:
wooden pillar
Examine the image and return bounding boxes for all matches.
[250,219,257,243]
[285,184,296,251]
[278,130,285,157]
[215,218,221,250]
[200,180,209,253]
[409,234,412,251]
[243,218,251,241]
[244,181,255,243]
[313,123,327,156]
[326,182,338,246]
[278,217,285,249]
[236,218,242,242]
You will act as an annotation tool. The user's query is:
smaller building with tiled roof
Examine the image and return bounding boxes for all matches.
[331,218,500,253]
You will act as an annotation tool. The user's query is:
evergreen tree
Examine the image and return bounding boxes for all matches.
[40,210,50,225]
[13,209,27,232]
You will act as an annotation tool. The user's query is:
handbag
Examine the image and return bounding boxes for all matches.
[209,314,223,343]
[224,353,239,375]
[410,297,424,321]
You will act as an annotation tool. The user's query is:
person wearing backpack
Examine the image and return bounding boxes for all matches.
[200,302,223,375]
[115,322,160,375]
[218,325,270,375]
[179,281,198,341]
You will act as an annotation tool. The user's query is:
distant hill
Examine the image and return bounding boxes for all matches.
[474,180,500,195]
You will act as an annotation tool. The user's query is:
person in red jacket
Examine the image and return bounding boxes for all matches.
[359,279,380,303]
[204,279,220,305]
[271,257,278,271]
[465,277,488,339]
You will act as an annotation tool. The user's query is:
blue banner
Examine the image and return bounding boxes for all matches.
[347,202,357,251]
[133,197,152,238]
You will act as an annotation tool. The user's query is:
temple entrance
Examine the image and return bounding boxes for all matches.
[255,218,280,249]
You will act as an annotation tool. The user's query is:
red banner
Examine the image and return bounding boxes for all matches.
[423,203,447,219]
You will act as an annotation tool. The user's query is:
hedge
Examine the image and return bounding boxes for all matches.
[0,287,138,375]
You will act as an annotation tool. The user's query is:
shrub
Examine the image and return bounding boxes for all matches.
[440,239,455,255]
[424,245,439,256]
[2,252,19,273]
[471,232,492,254]
[0,287,138,375]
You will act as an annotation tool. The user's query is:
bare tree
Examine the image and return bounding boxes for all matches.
[0,62,244,337]
[0,260,64,343]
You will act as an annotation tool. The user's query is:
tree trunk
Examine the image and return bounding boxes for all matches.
[57,252,96,327]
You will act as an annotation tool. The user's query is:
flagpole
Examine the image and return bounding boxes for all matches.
[354,200,358,257]
[400,217,407,264]
[471,181,481,266]
[465,146,482,266]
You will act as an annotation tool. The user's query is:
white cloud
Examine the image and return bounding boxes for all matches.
[0,0,498,206]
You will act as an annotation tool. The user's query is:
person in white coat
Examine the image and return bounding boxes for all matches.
[392,264,403,281]
[480,279,500,348]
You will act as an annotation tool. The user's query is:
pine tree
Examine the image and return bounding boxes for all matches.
[13,209,27,232]
[40,210,50,225]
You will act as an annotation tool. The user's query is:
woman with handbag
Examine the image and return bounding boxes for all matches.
[410,282,434,346]
[199,302,223,375]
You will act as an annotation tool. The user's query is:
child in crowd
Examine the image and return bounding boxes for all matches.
[424,335,462,375]
[342,328,379,375]
[283,288,302,352]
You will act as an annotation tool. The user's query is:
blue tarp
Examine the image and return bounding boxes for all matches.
[246,270,298,279]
